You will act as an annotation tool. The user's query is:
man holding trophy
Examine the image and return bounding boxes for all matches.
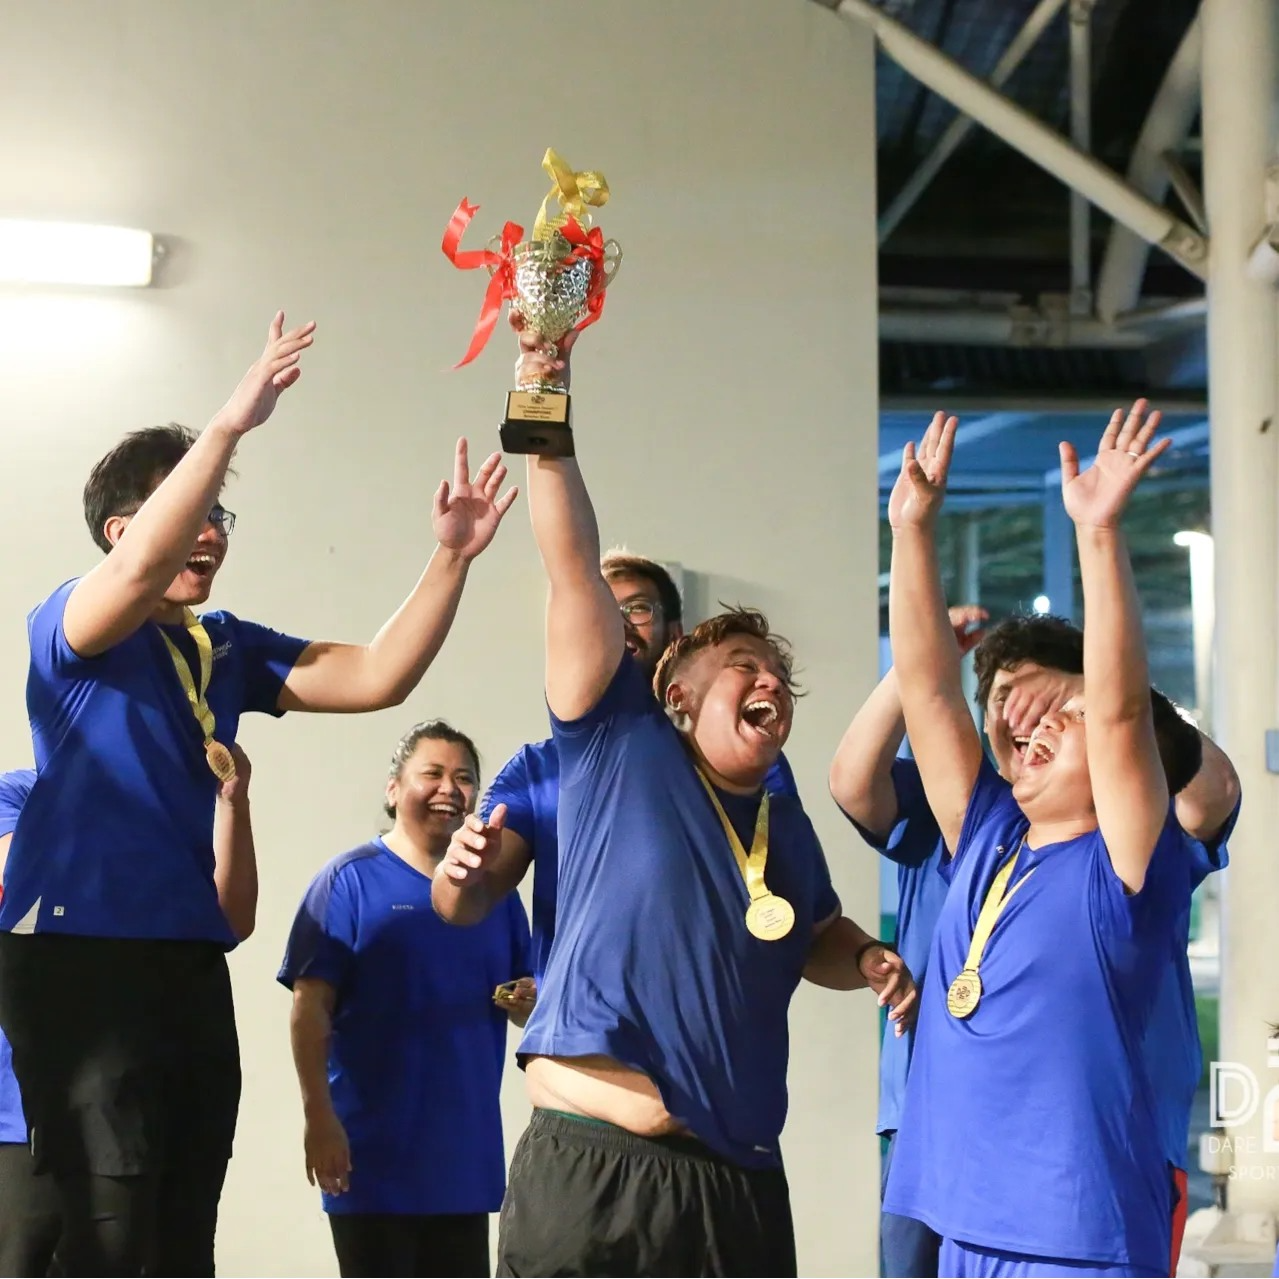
[440,154,916,1277]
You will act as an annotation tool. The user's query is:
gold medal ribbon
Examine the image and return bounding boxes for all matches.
[533,148,610,241]
[696,772,794,941]
[955,840,1035,987]
[158,609,236,781]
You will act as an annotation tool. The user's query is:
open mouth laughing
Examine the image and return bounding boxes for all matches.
[184,551,221,580]
[741,696,782,739]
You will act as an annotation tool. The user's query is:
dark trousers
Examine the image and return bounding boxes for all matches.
[0,935,241,1276]
[329,1212,490,1278]
[880,1130,940,1279]
[49,1163,229,1277]
[497,1109,796,1278]
[0,1141,61,1277]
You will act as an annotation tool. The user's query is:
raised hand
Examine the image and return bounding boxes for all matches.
[1001,668,1083,741]
[440,803,507,885]
[510,310,579,391]
[1060,399,1169,529]
[432,440,519,561]
[949,604,989,657]
[859,945,919,1036]
[887,412,958,530]
[212,311,316,438]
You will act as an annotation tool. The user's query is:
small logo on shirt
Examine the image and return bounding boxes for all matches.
[211,642,232,662]
[52,906,65,917]
[391,904,415,911]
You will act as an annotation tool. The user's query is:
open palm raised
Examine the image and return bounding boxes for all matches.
[1059,399,1169,529]
[888,411,959,530]
[432,438,519,561]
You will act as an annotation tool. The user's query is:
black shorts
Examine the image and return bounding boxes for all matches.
[496,1110,796,1278]
[0,934,241,1177]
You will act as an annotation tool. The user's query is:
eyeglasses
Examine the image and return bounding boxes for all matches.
[208,505,236,537]
[619,599,660,625]
[115,504,236,536]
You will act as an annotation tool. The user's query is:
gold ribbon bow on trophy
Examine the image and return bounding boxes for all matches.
[533,148,610,241]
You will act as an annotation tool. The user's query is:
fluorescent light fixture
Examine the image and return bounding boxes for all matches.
[0,220,154,287]
[1032,594,1051,614]
[1174,529,1212,549]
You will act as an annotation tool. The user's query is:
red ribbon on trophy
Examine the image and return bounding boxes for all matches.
[557,218,611,334]
[441,199,613,368]
[441,200,524,369]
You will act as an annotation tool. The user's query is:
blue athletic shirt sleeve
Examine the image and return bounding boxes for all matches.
[839,757,942,870]
[792,811,841,925]
[944,756,1016,882]
[1089,802,1188,941]
[481,748,536,844]
[204,612,310,717]
[549,651,651,751]
[278,863,360,991]
[1184,792,1240,889]
[28,579,95,675]
[0,771,35,837]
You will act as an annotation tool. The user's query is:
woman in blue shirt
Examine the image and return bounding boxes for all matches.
[280,721,531,1279]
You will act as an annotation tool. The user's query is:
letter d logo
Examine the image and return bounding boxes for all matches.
[1211,1062,1259,1127]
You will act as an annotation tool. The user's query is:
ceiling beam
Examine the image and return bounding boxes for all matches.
[881,393,1209,415]
[826,0,1210,280]
[1095,14,1204,321]
[877,0,1069,244]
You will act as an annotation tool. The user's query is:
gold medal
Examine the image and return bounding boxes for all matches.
[159,609,236,783]
[946,838,1037,1019]
[946,969,982,1019]
[745,893,795,942]
[695,772,790,943]
[205,739,237,782]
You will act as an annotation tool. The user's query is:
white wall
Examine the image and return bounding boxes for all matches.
[0,2,880,1273]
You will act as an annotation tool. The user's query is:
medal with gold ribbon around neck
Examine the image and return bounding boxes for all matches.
[946,838,1035,1019]
[696,771,794,942]
[159,609,237,782]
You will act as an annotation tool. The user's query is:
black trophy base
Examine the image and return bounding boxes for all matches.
[500,390,575,457]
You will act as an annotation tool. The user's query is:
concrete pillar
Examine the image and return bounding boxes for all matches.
[1202,0,1279,1209]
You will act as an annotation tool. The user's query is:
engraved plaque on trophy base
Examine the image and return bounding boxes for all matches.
[500,390,575,457]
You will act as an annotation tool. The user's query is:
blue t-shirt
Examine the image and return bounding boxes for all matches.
[883,760,1189,1272]
[840,757,946,1138]
[517,656,839,1169]
[1147,797,1237,1171]
[3,579,308,943]
[482,739,798,985]
[0,770,35,1145]
[278,838,531,1216]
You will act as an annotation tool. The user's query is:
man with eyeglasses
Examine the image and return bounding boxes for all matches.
[0,313,518,1276]
[432,547,801,985]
